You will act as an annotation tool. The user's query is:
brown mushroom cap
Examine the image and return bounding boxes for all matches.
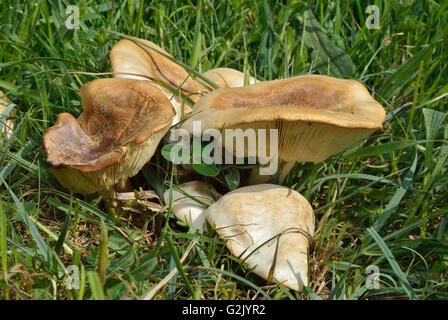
[182,75,386,164]
[42,78,175,194]
[110,38,200,101]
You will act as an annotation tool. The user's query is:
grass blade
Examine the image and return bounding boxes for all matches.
[366,228,418,300]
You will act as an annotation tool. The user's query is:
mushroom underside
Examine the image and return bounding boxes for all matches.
[42,78,175,194]
[50,128,169,194]
[218,120,375,164]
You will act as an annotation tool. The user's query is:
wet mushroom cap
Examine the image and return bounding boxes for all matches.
[205,184,314,291]
[42,78,175,194]
[182,75,386,163]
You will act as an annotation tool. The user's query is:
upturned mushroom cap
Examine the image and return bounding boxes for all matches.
[205,184,314,291]
[42,78,175,194]
[182,75,386,165]
[0,90,15,142]
[163,181,220,233]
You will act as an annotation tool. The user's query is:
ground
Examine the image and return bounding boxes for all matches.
[0,0,447,300]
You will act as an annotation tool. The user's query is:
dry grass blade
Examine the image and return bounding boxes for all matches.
[117,190,159,201]
[143,236,199,300]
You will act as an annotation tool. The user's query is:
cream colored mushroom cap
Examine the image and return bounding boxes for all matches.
[0,90,15,142]
[163,181,219,233]
[198,68,257,90]
[205,184,315,291]
[182,75,386,163]
[110,38,200,100]
[42,78,175,194]
[110,38,198,126]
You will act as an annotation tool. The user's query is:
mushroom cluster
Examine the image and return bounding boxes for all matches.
[42,36,386,292]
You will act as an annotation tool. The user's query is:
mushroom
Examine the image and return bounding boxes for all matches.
[181,75,386,181]
[110,38,198,125]
[163,181,220,233]
[110,38,259,125]
[110,38,200,99]
[198,68,257,89]
[42,78,175,204]
[205,184,314,291]
[0,90,15,142]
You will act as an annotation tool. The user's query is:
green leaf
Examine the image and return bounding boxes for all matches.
[0,203,8,296]
[191,6,202,70]
[225,168,240,190]
[161,143,188,164]
[87,271,105,300]
[142,165,164,201]
[422,108,447,168]
[55,210,71,256]
[130,258,158,280]
[1,177,52,263]
[303,8,354,77]
[193,162,220,177]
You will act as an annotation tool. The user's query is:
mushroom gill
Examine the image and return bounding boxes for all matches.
[42,78,175,195]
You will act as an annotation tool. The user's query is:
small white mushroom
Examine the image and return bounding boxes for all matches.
[163,181,219,233]
[0,90,15,143]
[205,184,315,291]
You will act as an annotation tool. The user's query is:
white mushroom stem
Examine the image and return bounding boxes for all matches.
[247,159,297,185]
[278,160,297,183]
[163,181,220,233]
[98,178,132,209]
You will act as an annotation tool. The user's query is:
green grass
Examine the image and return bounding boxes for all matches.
[0,0,447,300]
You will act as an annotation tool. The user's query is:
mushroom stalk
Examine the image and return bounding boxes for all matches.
[247,159,297,185]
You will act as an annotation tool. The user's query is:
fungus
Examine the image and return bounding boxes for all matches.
[181,75,386,181]
[205,184,314,291]
[42,78,175,204]
[163,181,219,233]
